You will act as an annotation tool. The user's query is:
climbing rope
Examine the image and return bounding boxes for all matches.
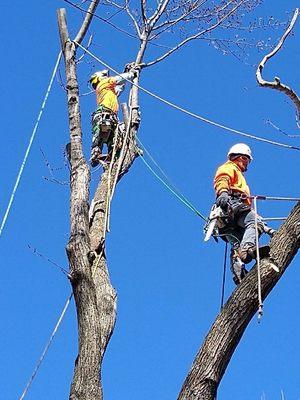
[253,197,263,321]
[0,51,62,238]
[106,92,134,233]
[19,292,73,400]
[138,138,207,220]
[75,42,300,153]
[220,242,228,310]
[139,149,207,221]
[103,120,121,236]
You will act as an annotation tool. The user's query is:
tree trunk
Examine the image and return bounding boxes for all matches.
[178,202,300,400]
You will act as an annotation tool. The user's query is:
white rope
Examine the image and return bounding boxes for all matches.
[74,42,300,153]
[0,51,62,238]
[19,293,72,400]
[103,123,120,236]
[105,93,134,235]
[254,197,263,321]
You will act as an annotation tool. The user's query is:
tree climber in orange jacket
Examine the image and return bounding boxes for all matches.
[89,67,138,167]
[214,143,274,284]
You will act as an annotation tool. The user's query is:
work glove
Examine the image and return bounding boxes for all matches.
[216,191,229,210]
[123,62,135,73]
[124,62,141,77]
[131,66,140,78]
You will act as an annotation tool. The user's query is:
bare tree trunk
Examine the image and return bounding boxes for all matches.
[57,4,142,397]
[57,7,105,399]
[178,202,300,400]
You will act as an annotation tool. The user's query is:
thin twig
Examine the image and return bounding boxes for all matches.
[28,245,70,277]
[150,0,207,40]
[266,119,300,138]
[144,0,249,67]
[63,0,139,40]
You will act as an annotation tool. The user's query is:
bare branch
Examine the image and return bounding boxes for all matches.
[148,0,172,29]
[74,0,100,44]
[266,119,300,138]
[144,0,249,67]
[102,0,141,37]
[63,0,140,40]
[124,0,142,37]
[151,0,207,33]
[256,8,300,120]
[141,0,148,25]
[28,244,70,277]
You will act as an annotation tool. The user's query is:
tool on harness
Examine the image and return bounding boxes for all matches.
[204,204,227,242]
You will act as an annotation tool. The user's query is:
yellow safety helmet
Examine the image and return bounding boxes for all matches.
[89,70,109,89]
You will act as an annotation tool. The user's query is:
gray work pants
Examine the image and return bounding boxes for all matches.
[225,198,263,249]
[221,198,263,283]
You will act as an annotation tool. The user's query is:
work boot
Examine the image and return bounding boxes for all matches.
[90,147,106,167]
[238,243,256,264]
[231,254,248,285]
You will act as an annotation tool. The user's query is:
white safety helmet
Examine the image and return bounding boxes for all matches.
[89,70,110,88]
[227,143,253,161]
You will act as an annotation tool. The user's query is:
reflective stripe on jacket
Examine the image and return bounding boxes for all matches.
[214,160,251,205]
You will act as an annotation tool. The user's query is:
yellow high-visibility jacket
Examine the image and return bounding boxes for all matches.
[214,160,251,205]
[95,77,119,113]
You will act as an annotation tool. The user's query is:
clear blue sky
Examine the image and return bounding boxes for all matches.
[1,1,300,399]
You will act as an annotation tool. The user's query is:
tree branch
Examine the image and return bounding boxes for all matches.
[64,0,140,41]
[178,202,300,400]
[256,8,300,120]
[74,0,101,44]
[141,0,148,25]
[148,0,172,29]
[144,0,249,67]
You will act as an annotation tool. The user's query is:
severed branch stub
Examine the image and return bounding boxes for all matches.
[256,8,300,124]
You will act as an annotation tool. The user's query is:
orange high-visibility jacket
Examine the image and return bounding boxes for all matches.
[95,77,119,113]
[214,160,251,205]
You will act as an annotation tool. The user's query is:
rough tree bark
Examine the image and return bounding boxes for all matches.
[57,3,142,399]
[178,203,300,400]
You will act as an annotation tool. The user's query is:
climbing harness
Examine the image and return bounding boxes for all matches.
[92,107,118,138]
[91,107,118,166]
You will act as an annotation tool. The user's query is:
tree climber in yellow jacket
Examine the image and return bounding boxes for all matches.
[214,143,274,284]
[89,67,138,167]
